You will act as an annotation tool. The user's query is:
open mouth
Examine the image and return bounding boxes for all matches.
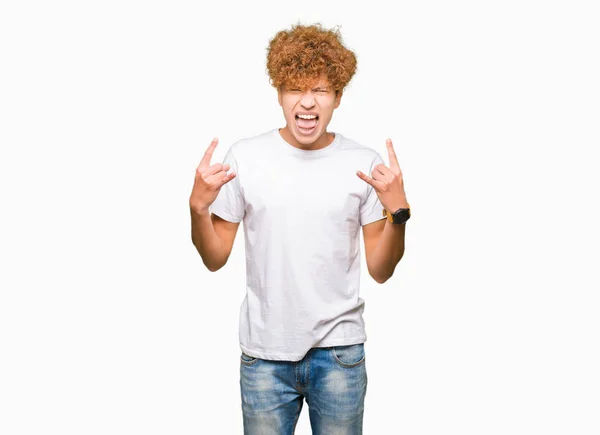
[295,113,319,135]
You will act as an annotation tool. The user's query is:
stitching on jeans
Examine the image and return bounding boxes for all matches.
[307,351,311,389]
[331,344,366,368]
[294,361,300,390]
[240,352,259,366]
[307,358,310,387]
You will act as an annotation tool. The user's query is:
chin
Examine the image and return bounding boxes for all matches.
[289,122,325,143]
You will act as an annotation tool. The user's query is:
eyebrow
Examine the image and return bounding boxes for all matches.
[286,85,329,91]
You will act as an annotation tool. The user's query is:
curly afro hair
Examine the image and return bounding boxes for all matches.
[266,23,357,93]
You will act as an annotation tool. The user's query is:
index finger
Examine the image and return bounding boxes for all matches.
[386,138,401,171]
[199,137,219,169]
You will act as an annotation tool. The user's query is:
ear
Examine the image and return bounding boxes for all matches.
[334,90,343,109]
[277,87,283,107]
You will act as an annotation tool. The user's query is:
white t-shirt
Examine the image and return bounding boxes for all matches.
[210,128,386,361]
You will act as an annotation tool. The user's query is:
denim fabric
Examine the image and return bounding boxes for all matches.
[240,343,367,434]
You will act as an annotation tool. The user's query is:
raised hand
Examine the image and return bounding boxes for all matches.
[189,137,236,214]
[356,138,409,212]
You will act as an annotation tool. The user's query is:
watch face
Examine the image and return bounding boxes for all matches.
[392,209,410,224]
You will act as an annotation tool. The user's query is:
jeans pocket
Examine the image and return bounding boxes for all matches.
[240,351,259,365]
[331,343,366,368]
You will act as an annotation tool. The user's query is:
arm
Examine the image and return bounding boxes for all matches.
[189,137,242,272]
[190,207,241,272]
[190,207,240,272]
[362,218,406,284]
[356,138,409,284]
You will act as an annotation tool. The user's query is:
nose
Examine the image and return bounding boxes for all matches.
[300,91,315,109]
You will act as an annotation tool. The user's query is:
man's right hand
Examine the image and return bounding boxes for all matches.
[189,137,236,214]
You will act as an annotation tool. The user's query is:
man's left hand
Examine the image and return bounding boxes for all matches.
[356,138,409,212]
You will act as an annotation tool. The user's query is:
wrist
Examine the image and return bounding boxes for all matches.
[190,203,210,217]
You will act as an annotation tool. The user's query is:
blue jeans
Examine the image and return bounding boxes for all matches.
[240,343,368,434]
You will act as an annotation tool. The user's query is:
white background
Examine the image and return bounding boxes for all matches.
[1,0,599,434]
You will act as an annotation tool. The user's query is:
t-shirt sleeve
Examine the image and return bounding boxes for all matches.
[359,153,387,226]
[210,146,245,223]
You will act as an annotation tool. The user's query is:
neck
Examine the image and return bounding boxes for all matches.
[278,127,334,151]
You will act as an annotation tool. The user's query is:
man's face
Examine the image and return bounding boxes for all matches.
[277,77,343,147]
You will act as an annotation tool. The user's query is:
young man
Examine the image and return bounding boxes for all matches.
[189,23,410,435]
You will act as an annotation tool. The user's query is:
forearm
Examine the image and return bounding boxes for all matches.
[369,220,406,283]
[189,205,228,272]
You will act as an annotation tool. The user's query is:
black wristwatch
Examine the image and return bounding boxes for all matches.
[382,205,411,225]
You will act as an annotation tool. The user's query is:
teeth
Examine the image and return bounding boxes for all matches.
[297,114,317,119]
